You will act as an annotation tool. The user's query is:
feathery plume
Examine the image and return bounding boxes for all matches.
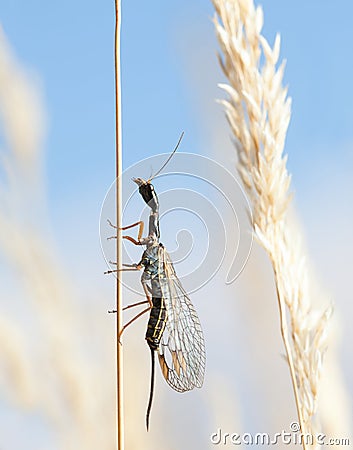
[212,0,332,445]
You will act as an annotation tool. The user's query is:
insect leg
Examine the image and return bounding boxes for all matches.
[120,221,144,239]
[109,299,150,313]
[121,236,141,245]
[118,306,151,342]
[107,219,144,243]
[115,277,153,340]
[104,263,141,274]
[123,300,149,311]
[104,267,139,274]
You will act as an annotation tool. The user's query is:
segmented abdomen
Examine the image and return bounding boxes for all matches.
[145,297,167,350]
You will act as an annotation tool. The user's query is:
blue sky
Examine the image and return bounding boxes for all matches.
[2,0,352,203]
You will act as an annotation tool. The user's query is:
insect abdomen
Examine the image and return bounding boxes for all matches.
[146,297,167,350]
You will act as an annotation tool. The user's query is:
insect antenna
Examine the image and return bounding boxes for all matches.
[149,131,184,181]
[146,347,156,431]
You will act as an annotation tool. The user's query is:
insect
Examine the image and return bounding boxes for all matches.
[108,133,206,430]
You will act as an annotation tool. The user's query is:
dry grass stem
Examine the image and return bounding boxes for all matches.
[114,1,124,449]
[212,0,332,446]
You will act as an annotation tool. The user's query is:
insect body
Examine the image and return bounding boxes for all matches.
[113,137,205,430]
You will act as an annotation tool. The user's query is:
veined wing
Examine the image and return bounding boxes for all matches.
[157,246,206,393]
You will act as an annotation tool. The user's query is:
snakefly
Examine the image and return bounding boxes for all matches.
[107,133,205,430]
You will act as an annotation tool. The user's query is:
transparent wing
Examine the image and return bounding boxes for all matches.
[157,247,206,393]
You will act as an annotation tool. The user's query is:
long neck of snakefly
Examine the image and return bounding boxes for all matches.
[142,182,160,242]
[148,210,160,241]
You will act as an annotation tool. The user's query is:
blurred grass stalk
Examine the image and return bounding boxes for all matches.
[0,26,117,450]
[114,0,124,449]
[212,0,332,447]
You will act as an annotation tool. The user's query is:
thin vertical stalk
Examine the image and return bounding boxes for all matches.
[274,269,307,449]
[114,0,124,449]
